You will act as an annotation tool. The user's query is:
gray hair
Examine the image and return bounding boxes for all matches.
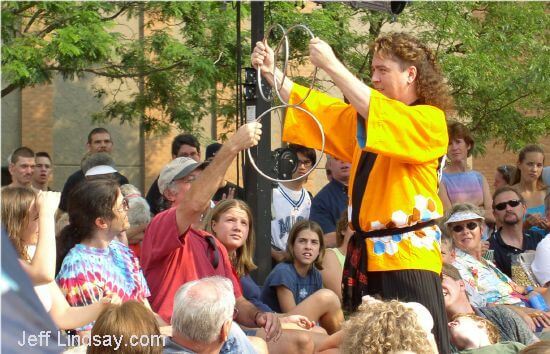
[172,276,235,344]
[120,184,151,226]
[81,152,116,174]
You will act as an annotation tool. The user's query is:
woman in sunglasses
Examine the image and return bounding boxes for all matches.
[443,203,526,306]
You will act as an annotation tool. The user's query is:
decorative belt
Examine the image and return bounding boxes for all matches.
[356,219,437,239]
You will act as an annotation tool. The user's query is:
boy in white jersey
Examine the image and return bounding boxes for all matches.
[271,144,316,262]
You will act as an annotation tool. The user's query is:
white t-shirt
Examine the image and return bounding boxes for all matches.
[531,234,550,286]
[271,184,311,251]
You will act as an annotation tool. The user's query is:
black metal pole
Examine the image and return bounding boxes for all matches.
[246,1,272,285]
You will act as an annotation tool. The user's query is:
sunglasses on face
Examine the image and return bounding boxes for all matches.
[451,222,479,233]
[494,199,521,211]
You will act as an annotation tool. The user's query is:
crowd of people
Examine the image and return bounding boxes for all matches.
[2,31,549,354]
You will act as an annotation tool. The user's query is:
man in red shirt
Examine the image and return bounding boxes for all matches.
[141,123,283,343]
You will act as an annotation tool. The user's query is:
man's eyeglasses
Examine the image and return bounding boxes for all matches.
[298,159,312,167]
[494,199,521,211]
[451,222,479,233]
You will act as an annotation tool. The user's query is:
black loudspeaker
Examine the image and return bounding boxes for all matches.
[272,148,298,180]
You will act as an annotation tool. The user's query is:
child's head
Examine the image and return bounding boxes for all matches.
[440,230,456,264]
[448,313,499,350]
[286,220,325,270]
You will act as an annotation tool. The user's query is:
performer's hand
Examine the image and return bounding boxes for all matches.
[309,37,338,70]
[252,41,275,75]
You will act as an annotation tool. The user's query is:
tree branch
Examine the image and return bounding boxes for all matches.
[45,58,188,79]
[2,83,20,97]
[23,8,44,33]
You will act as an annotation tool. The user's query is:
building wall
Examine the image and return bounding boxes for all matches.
[473,137,550,195]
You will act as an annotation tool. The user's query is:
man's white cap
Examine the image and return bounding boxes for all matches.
[444,211,484,225]
[85,165,118,177]
[158,157,202,195]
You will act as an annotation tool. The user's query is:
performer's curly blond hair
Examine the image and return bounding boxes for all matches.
[341,300,436,354]
[372,32,455,113]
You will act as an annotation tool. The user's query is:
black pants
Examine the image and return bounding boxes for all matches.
[366,269,450,354]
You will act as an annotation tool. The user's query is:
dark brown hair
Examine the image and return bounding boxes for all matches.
[447,121,474,157]
[285,220,325,270]
[57,179,119,273]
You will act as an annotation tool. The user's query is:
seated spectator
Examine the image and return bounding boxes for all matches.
[511,145,547,218]
[32,151,54,191]
[205,142,245,202]
[1,187,119,330]
[88,300,162,354]
[494,165,517,191]
[321,212,353,301]
[444,203,525,306]
[440,231,485,307]
[120,183,152,259]
[448,313,500,351]
[56,179,153,332]
[261,220,343,334]
[146,133,202,215]
[341,300,437,354]
[140,123,284,348]
[205,199,342,340]
[166,277,263,354]
[441,263,539,346]
[309,155,350,247]
[490,187,546,277]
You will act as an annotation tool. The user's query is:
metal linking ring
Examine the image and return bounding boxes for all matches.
[257,24,289,102]
[247,105,325,184]
[249,23,325,184]
[273,24,318,106]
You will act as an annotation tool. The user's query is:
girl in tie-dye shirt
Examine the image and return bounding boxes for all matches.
[56,179,151,331]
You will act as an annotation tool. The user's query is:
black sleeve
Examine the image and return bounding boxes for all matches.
[145,176,163,215]
[59,170,84,212]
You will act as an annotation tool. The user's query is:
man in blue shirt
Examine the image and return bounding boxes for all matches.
[310,155,350,247]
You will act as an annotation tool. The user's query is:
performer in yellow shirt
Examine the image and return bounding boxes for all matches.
[253,32,454,353]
